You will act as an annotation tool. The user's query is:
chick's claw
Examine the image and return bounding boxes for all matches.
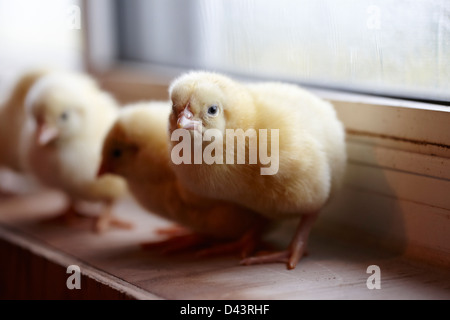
[155,225,191,237]
[195,238,255,259]
[41,202,85,226]
[141,233,207,254]
[240,246,307,270]
[0,189,17,199]
[240,251,290,266]
[94,213,133,234]
[196,227,266,259]
[141,231,264,259]
[241,213,316,269]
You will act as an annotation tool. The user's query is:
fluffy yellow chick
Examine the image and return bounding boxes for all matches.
[23,71,131,232]
[0,70,48,172]
[169,71,346,269]
[99,102,267,255]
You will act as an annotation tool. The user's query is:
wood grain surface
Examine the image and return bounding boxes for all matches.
[0,189,449,300]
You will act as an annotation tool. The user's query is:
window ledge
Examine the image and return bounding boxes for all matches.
[1,191,449,300]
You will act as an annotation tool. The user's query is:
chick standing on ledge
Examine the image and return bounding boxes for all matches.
[22,71,131,233]
[169,71,346,269]
[99,102,268,256]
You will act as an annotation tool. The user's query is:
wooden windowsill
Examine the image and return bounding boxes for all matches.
[0,190,449,300]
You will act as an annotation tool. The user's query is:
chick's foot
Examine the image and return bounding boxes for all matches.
[142,226,269,259]
[240,213,317,270]
[155,225,191,237]
[0,189,16,199]
[94,207,133,233]
[42,202,87,226]
[196,227,266,259]
[141,233,208,254]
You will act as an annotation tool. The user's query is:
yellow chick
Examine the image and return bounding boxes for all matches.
[23,71,131,233]
[0,70,48,173]
[169,71,346,269]
[99,101,267,256]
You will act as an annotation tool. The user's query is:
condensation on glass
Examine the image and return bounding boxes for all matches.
[117,0,450,102]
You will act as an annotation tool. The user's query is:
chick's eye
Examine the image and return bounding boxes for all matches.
[112,148,122,158]
[60,112,69,121]
[207,105,218,116]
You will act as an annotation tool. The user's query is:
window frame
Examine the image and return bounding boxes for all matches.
[83,0,450,153]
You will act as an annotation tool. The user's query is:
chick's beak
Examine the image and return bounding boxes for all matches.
[36,123,59,146]
[177,114,197,130]
[97,160,110,178]
[177,103,201,130]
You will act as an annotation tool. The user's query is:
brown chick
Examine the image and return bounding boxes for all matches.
[23,71,132,233]
[168,71,347,269]
[99,101,268,256]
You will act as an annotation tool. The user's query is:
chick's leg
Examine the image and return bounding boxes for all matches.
[142,222,267,258]
[0,189,16,199]
[196,226,266,259]
[142,231,262,258]
[141,233,208,254]
[240,213,318,270]
[42,200,82,225]
[95,200,133,233]
[155,225,190,237]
